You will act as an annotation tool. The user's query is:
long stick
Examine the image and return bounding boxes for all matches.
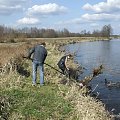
[44,62,64,74]
[90,84,99,93]
[23,57,64,74]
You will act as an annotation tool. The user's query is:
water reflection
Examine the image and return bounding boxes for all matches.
[66,39,120,115]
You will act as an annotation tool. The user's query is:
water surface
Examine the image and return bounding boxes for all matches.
[66,39,120,115]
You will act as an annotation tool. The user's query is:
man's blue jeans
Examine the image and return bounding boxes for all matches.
[32,61,44,85]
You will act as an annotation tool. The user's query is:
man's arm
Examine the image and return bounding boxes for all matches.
[65,56,69,70]
[27,47,35,59]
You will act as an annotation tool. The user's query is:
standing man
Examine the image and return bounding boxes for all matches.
[27,42,47,86]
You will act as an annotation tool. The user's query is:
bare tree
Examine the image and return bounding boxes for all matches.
[101,24,113,38]
[0,25,4,42]
[62,28,70,37]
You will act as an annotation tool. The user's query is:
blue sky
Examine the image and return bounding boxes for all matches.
[0,0,120,34]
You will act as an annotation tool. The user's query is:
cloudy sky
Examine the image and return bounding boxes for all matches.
[0,0,120,34]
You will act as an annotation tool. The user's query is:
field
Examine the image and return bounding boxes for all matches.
[0,37,113,120]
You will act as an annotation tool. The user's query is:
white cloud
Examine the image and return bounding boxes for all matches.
[0,5,22,15]
[81,13,120,22]
[27,3,67,16]
[56,18,81,25]
[55,12,120,27]
[0,0,27,15]
[83,0,120,13]
[90,23,99,27]
[0,0,27,6]
[56,17,94,26]
[17,17,40,25]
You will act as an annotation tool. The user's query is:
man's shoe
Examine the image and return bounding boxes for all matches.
[40,84,44,86]
[32,83,36,86]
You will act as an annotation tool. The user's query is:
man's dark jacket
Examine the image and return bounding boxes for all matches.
[28,44,47,63]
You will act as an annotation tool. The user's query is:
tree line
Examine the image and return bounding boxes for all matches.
[0,24,113,42]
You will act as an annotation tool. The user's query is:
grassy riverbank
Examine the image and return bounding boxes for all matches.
[0,37,113,120]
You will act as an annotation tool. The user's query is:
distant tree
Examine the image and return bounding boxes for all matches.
[0,24,115,43]
[56,30,63,37]
[30,27,39,38]
[0,25,4,42]
[42,29,57,38]
[92,30,101,37]
[62,28,70,37]
[80,30,87,36]
[101,24,113,38]
[70,32,81,37]
[39,29,46,38]
[86,31,91,37]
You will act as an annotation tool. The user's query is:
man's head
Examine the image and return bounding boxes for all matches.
[41,42,46,47]
[67,54,72,59]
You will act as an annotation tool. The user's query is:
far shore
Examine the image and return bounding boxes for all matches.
[1,36,119,46]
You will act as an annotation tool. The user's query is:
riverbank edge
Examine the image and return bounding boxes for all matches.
[44,37,114,120]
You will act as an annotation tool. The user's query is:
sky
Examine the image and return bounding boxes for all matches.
[0,0,120,34]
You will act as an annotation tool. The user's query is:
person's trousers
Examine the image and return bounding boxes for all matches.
[32,61,44,85]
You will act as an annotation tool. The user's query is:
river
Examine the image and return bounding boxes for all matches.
[65,39,120,115]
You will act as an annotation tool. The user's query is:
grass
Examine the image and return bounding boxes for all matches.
[0,47,73,120]
[0,70,73,120]
[0,37,114,120]
[0,85,73,120]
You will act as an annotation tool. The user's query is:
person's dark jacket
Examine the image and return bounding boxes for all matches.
[57,56,67,71]
[28,44,47,63]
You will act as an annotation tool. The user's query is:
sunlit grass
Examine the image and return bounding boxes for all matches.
[0,84,73,120]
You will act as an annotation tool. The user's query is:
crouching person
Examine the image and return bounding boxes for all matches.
[57,54,72,78]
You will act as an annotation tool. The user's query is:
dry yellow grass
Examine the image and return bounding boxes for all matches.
[63,83,113,120]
